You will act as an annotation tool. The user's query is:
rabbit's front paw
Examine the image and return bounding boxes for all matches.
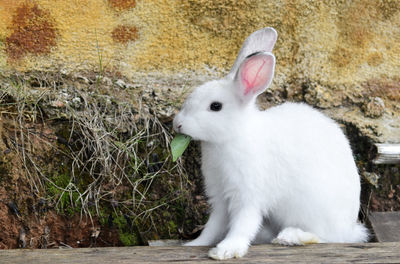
[208,242,248,260]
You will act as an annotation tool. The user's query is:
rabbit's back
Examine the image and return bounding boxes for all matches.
[263,102,356,177]
[262,102,359,200]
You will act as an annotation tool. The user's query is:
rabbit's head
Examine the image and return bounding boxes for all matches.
[173,28,277,143]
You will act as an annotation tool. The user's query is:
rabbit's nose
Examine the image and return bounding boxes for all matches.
[173,119,183,132]
[175,124,182,132]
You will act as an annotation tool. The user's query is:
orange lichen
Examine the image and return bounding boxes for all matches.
[330,0,376,69]
[364,78,400,101]
[108,0,136,11]
[181,0,258,38]
[367,52,383,67]
[112,25,138,44]
[5,2,57,61]
[330,47,352,68]
[378,0,400,20]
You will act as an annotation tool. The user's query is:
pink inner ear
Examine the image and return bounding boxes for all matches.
[241,56,272,95]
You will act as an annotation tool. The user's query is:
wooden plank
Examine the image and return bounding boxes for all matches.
[370,212,400,242]
[148,240,183,246]
[1,243,400,263]
[373,144,400,164]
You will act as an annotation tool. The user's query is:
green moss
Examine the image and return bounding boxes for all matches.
[45,164,83,216]
[119,231,136,246]
[113,214,139,246]
[167,220,177,233]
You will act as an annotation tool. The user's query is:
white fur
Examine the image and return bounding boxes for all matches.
[173,27,368,260]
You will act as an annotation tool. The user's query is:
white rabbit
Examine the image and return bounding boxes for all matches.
[173,27,368,260]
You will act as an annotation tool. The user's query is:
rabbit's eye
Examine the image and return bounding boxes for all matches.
[210,102,222,111]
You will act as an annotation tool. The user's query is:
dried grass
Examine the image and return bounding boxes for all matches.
[0,72,189,229]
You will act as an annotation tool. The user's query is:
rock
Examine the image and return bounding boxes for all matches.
[76,75,90,84]
[51,100,65,108]
[126,83,136,89]
[71,97,82,108]
[115,79,126,88]
[362,97,385,118]
[60,69,68,75]
[7,201,20,217]
[362,172,380,188]
[325,107,400,143]
[101,76,112,86]
[18,228,26,248]
[303,83,343,109]
[94,75,112,86]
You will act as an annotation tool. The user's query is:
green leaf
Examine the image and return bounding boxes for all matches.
[171,134,192,162]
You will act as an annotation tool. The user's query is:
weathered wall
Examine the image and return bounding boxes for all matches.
[1,1,399,77]
[0,0,399,141]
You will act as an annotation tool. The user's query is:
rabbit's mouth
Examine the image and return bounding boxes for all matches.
[173,123,193,139]
[173,121,194,139]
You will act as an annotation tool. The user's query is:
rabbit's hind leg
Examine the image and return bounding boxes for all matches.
[272,227,321,246]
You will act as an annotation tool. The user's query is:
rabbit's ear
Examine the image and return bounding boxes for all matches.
[228,27,277,79]
[234,52,275,103]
